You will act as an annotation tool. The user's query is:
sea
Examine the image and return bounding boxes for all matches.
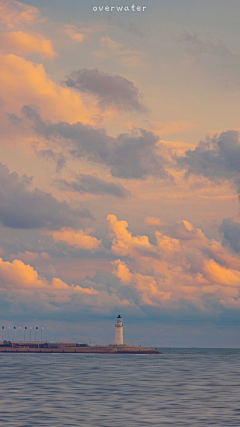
[0,348,240,426]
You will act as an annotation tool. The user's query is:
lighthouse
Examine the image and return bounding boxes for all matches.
[115,315,123,345]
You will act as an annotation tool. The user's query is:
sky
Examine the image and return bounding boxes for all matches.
[1,0,240,347]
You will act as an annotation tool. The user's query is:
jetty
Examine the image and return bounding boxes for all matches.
[0,341,160,354]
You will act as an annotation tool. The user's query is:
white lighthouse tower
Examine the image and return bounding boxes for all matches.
[115,315,123,345]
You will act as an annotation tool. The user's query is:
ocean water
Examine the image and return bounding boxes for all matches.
[0,349,240,426]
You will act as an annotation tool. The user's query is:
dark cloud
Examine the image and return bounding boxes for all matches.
[11,106,168,180]
[19,105,111,162]
[37,149,66,173]
[219,219,240,253]
[108,131,168,179]
[0,163,91,229]
[178,130,240,182]
[63,68,147,112]
[58,174,131,198]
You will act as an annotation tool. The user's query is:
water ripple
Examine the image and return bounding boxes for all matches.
[0,349,240,426]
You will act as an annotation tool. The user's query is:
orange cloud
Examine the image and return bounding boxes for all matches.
[0,258,44,288]
[155,232,180,254]
[0,31,56,57]
[112,259,132,284]
[204,259,240,287]
[50,228,102,250]
[52,277,70,290]
[206,241,240,271]
[107,214,150,256]
[0,257,131,311]
[134,274,170,305]
[0,0,39,29]
[0,53,94,124]
[110,215,240,309]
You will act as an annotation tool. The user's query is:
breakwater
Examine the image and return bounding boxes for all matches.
[0,342,160,354]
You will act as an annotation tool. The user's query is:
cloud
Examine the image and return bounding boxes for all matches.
[109,215,240,309]
[0,162,91,229]
[0,31,56,58]
[2,214,240,316]
[204,258,240,287]
[0,0,39,29]
[0,257,131,314]
[15,104,112,160]
[9,251,50,263]
[106,131,167,179]
[37,149,66,172]
[112,259,132,284]
[178,130,240,198]
[219,219,240,253]
[64,25,85,42]
[107,214,151,256]
[0,53,93,125]
[145,216,162,227]
[50,228,102,250]
[0,257,45,289]
[167,220,205,241]
[63,68,147,112]
[73,285,99,295]
[58,173,130,198]
[13,106,168,179]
